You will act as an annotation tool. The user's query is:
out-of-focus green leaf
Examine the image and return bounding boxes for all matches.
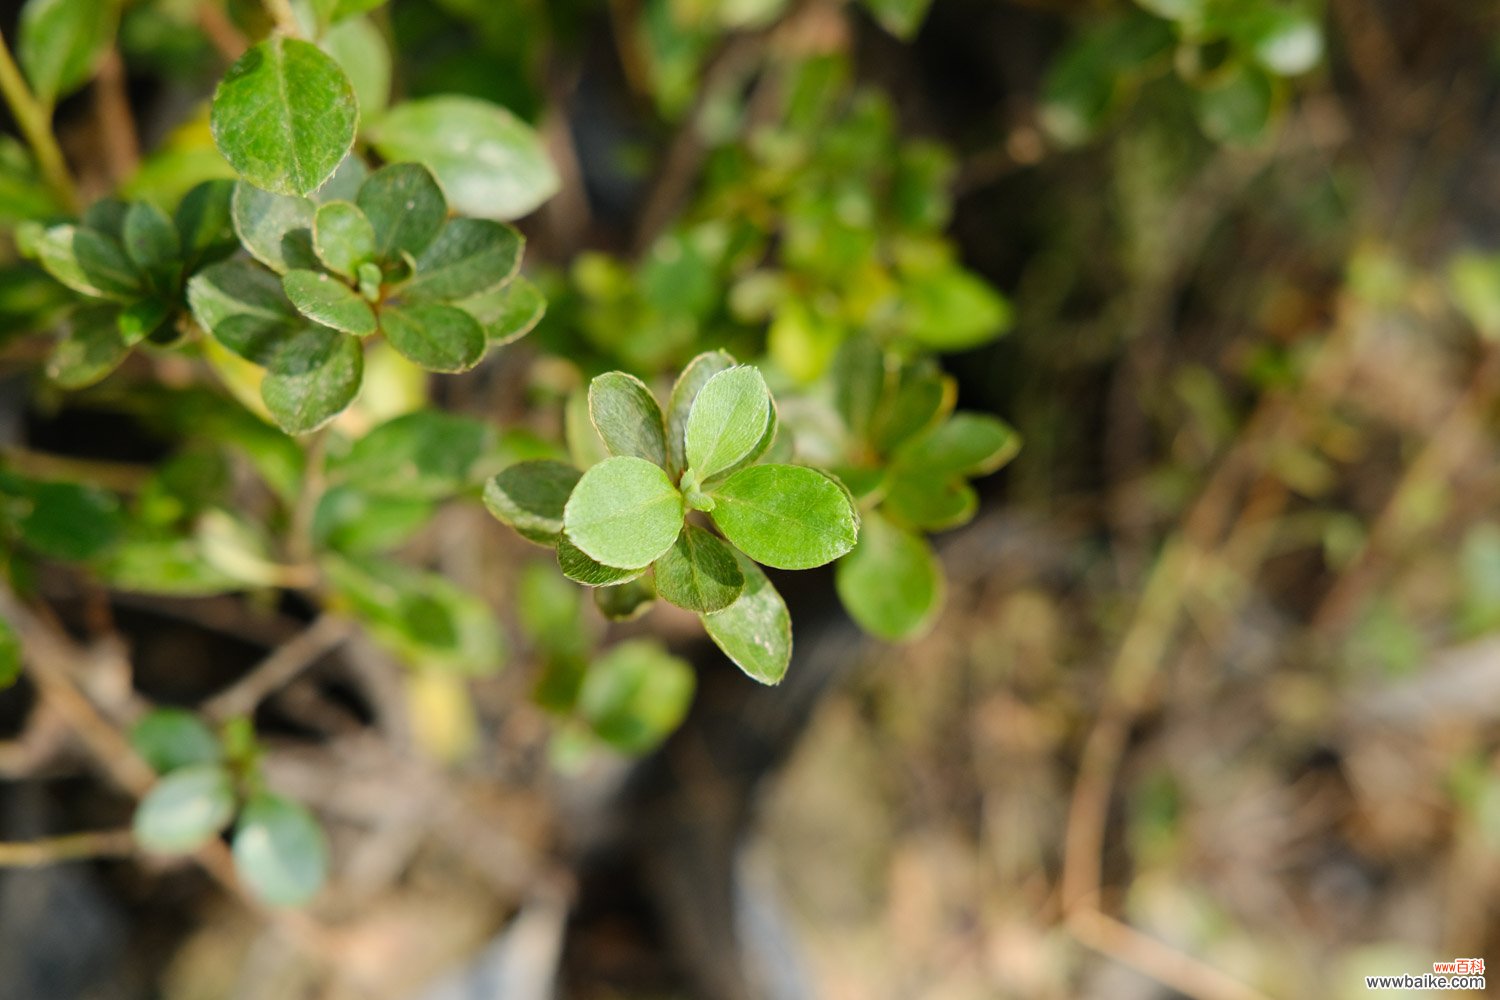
[133,764,236,854]
[47,305,130,389]
[232,794,329,907]
[835,510,942,640]
[578,639,695,753]
[130,708,223,774]
[18,0,115,106]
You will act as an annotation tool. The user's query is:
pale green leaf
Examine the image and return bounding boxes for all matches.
[130,708,222,775]
[589,371,667,466]
[18,0,114,106]
[321,16,390,117]
[232,794,329,907]
[835,511,943,640]
[282,269,376,335]
[562,456,684,569]
[709,464,858,570]
[702,551,791,684]
[133,764,235,854]
[312,200,377,279]
[35,225,143,300]
[665,350,734,475]
[684,366,772,480]
[47,305,129,389]
[883,474,977,531]
[231,182,319,274]
[892,413,1019,478]
[456,273,546,344]
[260,326,364,434]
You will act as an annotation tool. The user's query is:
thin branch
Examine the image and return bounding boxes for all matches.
[197,2,250,62]
[1067,909,1275,1000]
[92,48,140,186]
[203,615,355,723]
[0,829,136,867]
[263,0,304,38]
[0,27,79,213]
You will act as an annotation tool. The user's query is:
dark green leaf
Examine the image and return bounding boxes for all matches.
[594,577,656,621]
[665,350,734,475]
[47,305,129,388]
[130,708,222,774]
[35,225,143,300]
[231,182,318,274]
[282,269,376,335]
[405,218,523,302]
[232,794,329,907]
[4,475,122,560]
[557,536,647,586]
[871,362,954,452]
[356,162,446,261]
[260,326,363,434]
[483,460,581,545]
[174,180,238,266]
[653,524,744,613]
[336,411,496,500]
[835,511,943,640]
[702,551,791,685]
[122,201,182,286]
[562,456,685,570]
[312,200,377,279]
[18,0,114,106]
[709,464,858,570]
[133,764,235,854]
[369,96,560,220]
[186,259,298,364]
[589,372,667,466]
[117,297,173,345]
[0,618,19,691]
[311,485,431,554]
[578,640,694,754]
[379,302,485,372]
[210,37,358,196]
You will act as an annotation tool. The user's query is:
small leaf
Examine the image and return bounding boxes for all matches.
[4,475,123,560]
[282,269,376,335]
[832,335,887,442]
[122,201,182,286]
[835,511,943,640]
[653,524,744,613]
[684,366,772,480]
[589,372,667,466]
[899,265,1012,351]
[883,474,977,531]
[133,764,235,854]
[356,162,446,261]
[578,640,695,754]
[175,179,238,267]
[405,218,523,302]
[210,37,359,196]
[47,305,129,389]
[35,225,143,300]
[369,96,560,220]
[665,350,734,475]
[380,302,486,372]
[260,326,364,434]
[595,577,655,621]
[457,273,546,344]
[117,297,173,345]
[186,259,298,364]
[562,456,684,570]
[313,200,377,279]
[232,794,329,907]
[130,708,222,774]
[18,0,114,106]
[313,155,368,204]
[231,182,318,274]
[701,551,791,684]
[871,362,954,452]
[557,536,647,587]
[709,464,858,570]
[892,413,1019,478]
[321,15,390,117]
[335,411,495,500]
[312,485,431,554]
[483,460,581,545]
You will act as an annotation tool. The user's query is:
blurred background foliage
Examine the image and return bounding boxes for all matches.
[4,0,1500,998]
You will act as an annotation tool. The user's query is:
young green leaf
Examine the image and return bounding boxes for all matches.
[653,524,744,613]
[282,269,376,336]
[231,182,319,274]
[186,259,298,365]
[17,0,114,107]
[133,764,236,854]
[456,274,546,344]
[557,536,648,587]
[47,305,129,389]
[313,200,377,279]
[356,162,447,261]
[683,366,772,481]
[210,37,359,196]
[380,302,486,372]
[232,794,329,907]
[882,474,977,531]
[589,372,668,466]
[260,326,363,434]
[368,96,560,220]
[702,551,791,685]
[130,708,223,775]
[665,350,735,475]
[483,460,582,545]
[404,218,523,302]
[578,639,695,754]
[891,413,1019,477]
[834,511,943,640]
[594,577,656,621]
[709,464,858,570]
[122,201,182,285]
[562,456,685,569]
[34,225,143,300]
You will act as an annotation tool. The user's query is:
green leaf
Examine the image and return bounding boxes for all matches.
[133,764,236,854]
[122,201,182,287]
[34,225,143,300]
[312,200,377,279]
[47,305,129,389]
[232,795,329,907]
[557,536,647,586]
[405,218,523,302]
[1195,63,1274,145]
[684,366,772,480]
[892,413,1019,478]
[832,335,887,442]
[899,265,1012,351]
[835,511,943,640]
[282,269,376,335]
[883,474,977,531]
[321,15,390,117]
[871,362,954,452]
[130,708,223,774]
[483,460,581,545]
[94,534,242,596]
[0,617,19,691]
[589,372,667,466]
[701,551,791,685]
[594,577,656,621]
[175,180,238,267]
[653,524,744,613]
[665,350,735,475]
[456,273,546,344]
[210,37,358,196]
[335,411,495,500]
[117,297,173,344]
[578,640,695,754]
[311,485,431,554]
[186,259,298,364]
[3,475,122,560]
[563,456,684,570]
[369,96,560,220]
[860,0,934,39]
[379,302,485,372]
[17,0,114,106]
[356,162,446,261]
[231,182,319,274]
[709,465,857,570]
[260,326,364,434]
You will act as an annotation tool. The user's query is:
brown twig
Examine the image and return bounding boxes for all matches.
[92,48,140,187]
[1066,909,1275,1000]
[203,615,355,723]
[196,3,250,62]
[0,828,137,867]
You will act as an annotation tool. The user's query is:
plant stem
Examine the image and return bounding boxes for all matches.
[263,0,304,37]
[0,829,137,868]
[0,28,79,213]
